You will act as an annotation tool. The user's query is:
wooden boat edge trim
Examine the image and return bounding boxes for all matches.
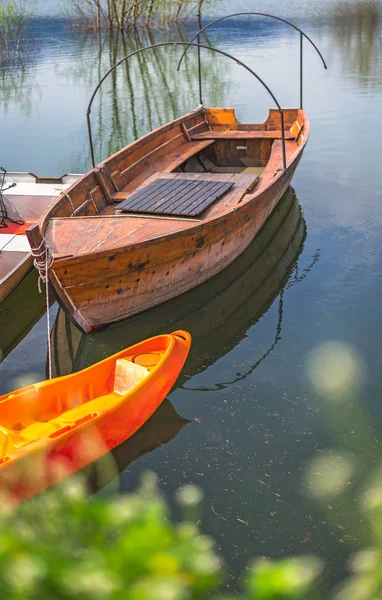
[48,139,305,268]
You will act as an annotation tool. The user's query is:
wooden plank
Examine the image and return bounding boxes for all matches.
[119,178,233,218]
[205,108,240,128]
[191,130,295,140]
[128,178,189,211]
[49,219,102,256]
[163,140,215,172]
[181,182,235,216]
[157,172,236,183]
[167,181,225,216]
[163,181,212,214]
[75,219,126,255]
[117,132,186,183]
[181,122,191,142]
[147,180,198,214]
[0,251,28,282]
[159,180,209,214]
[111,140,215,202]
[123,177,175,210]
[101,110,208,191]
[45,215,193,259]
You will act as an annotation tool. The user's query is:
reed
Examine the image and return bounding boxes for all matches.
[0,0,33,67]
[67,0,217,31]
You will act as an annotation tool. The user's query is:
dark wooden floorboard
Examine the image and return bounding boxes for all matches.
[119,178,234,217]
[169,181,227,215]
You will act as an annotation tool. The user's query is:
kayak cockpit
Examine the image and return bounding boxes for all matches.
[0,351,164,459]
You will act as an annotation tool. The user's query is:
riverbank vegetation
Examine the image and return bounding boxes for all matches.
[0,1,33,67]
[66,0,216,31]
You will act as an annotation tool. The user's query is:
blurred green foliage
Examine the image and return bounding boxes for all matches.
[0,473,222,600]
[1,467,382,599]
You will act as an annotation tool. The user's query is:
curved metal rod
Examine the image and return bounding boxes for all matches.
[177,12,328,109]
[87,41,287,170]
[196,0,203,105]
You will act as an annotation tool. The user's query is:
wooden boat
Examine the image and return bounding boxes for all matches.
[27,105,308,333]
[50,186,307,382]
[0,330,191,503]
[0,172,80,303]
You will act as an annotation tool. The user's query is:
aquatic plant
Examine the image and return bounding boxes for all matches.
[66,0,219,31]
[0,0,34,67]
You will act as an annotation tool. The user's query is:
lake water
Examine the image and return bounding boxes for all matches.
[1,0,382,592]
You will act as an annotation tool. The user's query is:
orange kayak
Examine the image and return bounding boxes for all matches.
[0,330,191,504]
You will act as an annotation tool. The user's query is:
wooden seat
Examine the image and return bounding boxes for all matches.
[111,140,215,202]
[191,130,296,140]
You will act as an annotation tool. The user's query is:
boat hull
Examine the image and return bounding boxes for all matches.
[51,151,302,333]
[27,107,308,333]
[50,186,306,381]
[0,331,191,504]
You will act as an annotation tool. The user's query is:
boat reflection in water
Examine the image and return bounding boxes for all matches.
[0,270,47,363]
[52,185,307,378]
[51,186,310,492]
[85,398,191,495]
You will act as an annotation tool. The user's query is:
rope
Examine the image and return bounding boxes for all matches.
[197,104,212,131]
[30,237,54,379]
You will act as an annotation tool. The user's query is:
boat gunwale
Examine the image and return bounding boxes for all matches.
[52,156,305,268]
[29,107,307,244]
[48,156,304,333]
[0,331,183,404]
[45,110,309,268]
[32,107,205,237]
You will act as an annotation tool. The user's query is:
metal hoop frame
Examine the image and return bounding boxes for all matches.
[177,12,328,109]
[86,41,288,170]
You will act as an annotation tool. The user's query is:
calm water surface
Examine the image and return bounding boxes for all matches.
[1,0,382,592]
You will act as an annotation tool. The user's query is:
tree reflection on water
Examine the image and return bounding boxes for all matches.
[59,25,226,171]
[330,0,382,86]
